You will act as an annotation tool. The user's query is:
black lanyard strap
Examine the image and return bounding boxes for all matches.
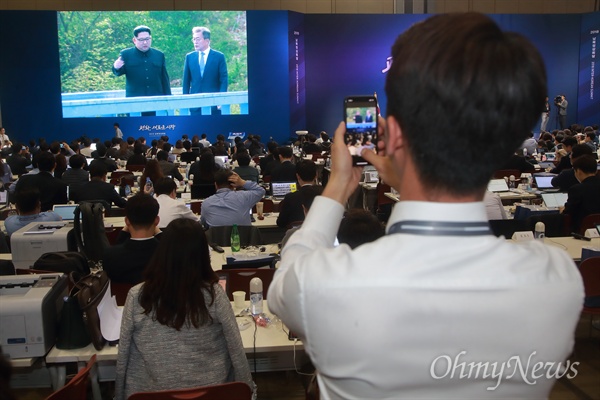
[388,220,492,236]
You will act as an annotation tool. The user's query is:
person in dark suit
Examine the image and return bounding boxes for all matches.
[103,194,161,284]
[71,163,127,208]
[126,142,147,167]
[112,25,171,116]
[89,143,117,173]
[550,136,577,174]
[156,150,183,181]
[61,154,89,190]
[271,146,297,183]
[302,134,322,154]
[277,160,318,228]
[6,143,31,176]
[182,26,228,115]
[551,144,594,192]
[14,151,67,211]
[561,155,600,233]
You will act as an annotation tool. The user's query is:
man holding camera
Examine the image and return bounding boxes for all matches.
[555,94,568,129]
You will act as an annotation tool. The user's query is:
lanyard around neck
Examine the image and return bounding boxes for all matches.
[388,220,492,236]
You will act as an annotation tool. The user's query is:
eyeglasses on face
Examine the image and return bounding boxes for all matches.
[136,37,152,42]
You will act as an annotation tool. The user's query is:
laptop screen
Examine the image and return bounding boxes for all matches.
[534,175,554,189]
[271,182,297,198]
[0,190,7,206]
[215,156,229,165]
[52,204,78,220]
[541,193,568,208]
[487,179,509,192]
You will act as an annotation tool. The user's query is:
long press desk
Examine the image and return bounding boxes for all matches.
[45,301,305,399]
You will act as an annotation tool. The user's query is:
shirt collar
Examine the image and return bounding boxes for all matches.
[386,201,488,234]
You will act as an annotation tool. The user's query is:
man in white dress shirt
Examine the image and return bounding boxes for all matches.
[153,177,199,228]
[268,13,583,400]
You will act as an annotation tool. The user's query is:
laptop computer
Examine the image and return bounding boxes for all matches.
[363,170,379,183]
[271,182,297,199]
[544,152,555,161]
[487,179,510,193]
[52,204,78,221]
[533,175,557,191]
[541,193,568,208]
[0,190,8,207]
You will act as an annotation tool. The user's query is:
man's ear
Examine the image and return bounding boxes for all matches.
[385,116,404,157]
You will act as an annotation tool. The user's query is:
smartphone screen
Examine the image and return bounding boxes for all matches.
[344,96,378,166]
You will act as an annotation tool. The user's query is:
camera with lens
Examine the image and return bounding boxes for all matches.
[554,95,562,104]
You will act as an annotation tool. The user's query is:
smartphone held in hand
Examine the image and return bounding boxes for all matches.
[344,96,378,166]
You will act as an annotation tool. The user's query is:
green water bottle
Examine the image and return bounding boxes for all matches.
[231,224,241,252]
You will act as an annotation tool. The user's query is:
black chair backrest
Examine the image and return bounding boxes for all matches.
[205,225,263,247]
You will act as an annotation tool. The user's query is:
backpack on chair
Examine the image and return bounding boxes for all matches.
[73,201,111,270]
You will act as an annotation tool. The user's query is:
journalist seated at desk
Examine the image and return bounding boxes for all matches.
[200,169,265,228]
[551,143,594,192]
[4,187,62,236]
[276,160,319,229]
[561,155,600,233]
[115,218,255,400]
[103,193,161,285]
[154,177,200,228]
[70,163,127,208]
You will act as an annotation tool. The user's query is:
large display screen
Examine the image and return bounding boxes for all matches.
[58,11,248,118]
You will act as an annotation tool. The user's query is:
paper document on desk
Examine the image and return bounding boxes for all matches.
[97,286,123,342]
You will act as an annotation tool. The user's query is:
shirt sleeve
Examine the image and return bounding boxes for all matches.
[267,196,344,336]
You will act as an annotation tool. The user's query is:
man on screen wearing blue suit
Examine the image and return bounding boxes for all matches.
[182,26,228,115]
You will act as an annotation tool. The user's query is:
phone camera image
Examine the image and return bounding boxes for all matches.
[344,96,378,166]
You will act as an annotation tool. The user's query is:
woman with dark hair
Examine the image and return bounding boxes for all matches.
[117,141,133,161]
[188,151,220,184]
[126,142,147,167]
[115,219,255,399]
[139,159,164,190]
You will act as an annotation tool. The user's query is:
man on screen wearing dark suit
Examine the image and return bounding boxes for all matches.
[112,25,171,116]
[182,26,228,115]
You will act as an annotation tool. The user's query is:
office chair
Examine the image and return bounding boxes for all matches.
[205,225,263,247]
[579,257,600,335]
[579,213,600,235]
[493,169,521,180]
[46,354,96,400]
[488,219,529,238]
[127,381,252,400]
[219,268,276,301]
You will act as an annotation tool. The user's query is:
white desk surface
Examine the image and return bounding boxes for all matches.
[384,192,400,202]
[45,301,300,365]
[9,357,37,368]
[511,236,600,261]
[210,244,279,271]
[104,212,279,229]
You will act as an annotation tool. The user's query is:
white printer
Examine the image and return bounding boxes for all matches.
[0,273,68,359]
[10,222,72,269]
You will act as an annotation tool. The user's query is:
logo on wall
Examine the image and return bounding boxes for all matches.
[382,57,393,74]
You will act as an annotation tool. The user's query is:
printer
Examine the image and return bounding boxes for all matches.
[0,273,67,359]
[10,222,72,269]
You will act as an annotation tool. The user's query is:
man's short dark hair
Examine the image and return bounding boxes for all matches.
[125,194,159,228]
[89,162,108,178]
[133,142,144,155]
[156,151,168,161]
[37,151,56,172]
[572,155,598,174]
[183,141,192,151]
[69,154,86,169]
[562,137,577,148]
[96,143,107,157]
[214,168,234,187]
[278,146,293,159]
[571,143,594,159]
[296,160,317,182]
[133,25,151,37]
[299,185,323,210]
[237,152,251,167]
[385,13,546,195]
[338,209,385,249]
[267,141,279,155]
[15,187,41,214]
[154,177,177,196]
[586,132,596,141]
